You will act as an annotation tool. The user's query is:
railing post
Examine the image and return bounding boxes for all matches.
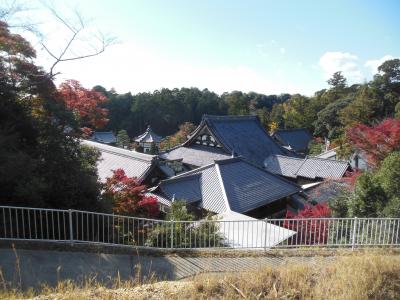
[264,218,268,251]
[170,220,174,249]
[69,209,74,245]
[352,217,357,250]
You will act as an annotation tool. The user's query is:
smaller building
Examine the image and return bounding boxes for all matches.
[135,126,163,154]
[81,140,170,185]
[264,154,351,184]
[316,148,370,171]
[272,128,313,154]
[91,131,117,144]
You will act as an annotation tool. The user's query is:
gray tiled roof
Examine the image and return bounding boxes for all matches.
[160,144,231,167]
[265,154,350,180]
[157,157,302,214]
[159,174,202,203]
[272,128,313,152]
[91,131,117,144]
[264,155,304,178]
[296,157,349,179]
[218,159,301,213]
[135,126,162,143]
[81,140,156,183]
[182,115,294,167]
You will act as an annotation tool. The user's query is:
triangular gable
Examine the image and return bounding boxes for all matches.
[183,115,293,167]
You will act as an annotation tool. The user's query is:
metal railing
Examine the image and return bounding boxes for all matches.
[1,206,399,249]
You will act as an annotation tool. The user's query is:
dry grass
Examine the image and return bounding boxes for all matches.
[1,253,399,299]
[185,254,400,300]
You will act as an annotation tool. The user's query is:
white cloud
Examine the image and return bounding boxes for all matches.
[365,55,394,75]
[319,51,362,82]
[280,47,286,54]
[39,43,304,95]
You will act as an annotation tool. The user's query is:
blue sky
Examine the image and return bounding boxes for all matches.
[12,0,400,95]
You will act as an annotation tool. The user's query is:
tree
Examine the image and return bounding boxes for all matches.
[103,169,159,218]
[146,201,223,248]
[0,20,103,210]
[284,203,331,245]
[346,118,400,167]
[116,129,130,148]
[327,71,347,90]
[160,122,196,150]
[282,94,315,130]
[339,85,382,126]
[314,97,351,139]
[330,152,400,218]
[58,80,109,135]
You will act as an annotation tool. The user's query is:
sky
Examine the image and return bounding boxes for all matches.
[5,0,400,95]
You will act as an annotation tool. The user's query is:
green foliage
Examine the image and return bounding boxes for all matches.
[97,87,290,138]
[166,201,194,221]
[146,201,224,248]
[330,152,400,217]
[349,172,387,217]
[314,98,351,139]
[0,21,102,210]
[116,129,130,148]
[327,71,347,90]
[308,140,324,156]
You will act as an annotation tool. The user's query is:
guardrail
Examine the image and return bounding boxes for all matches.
[1,206,399,249]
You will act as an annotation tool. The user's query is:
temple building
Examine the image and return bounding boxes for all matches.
[160,115,296,170]
[135,125,163,154]
[147,157,305,219]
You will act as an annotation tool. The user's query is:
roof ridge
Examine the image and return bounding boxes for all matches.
[214,163,232,212]
[270,154,305,161]
[203,114,257,121]
[82,140,156,162]
[306,156,349,164]
[160,173,201,184]
[163,163,215,179]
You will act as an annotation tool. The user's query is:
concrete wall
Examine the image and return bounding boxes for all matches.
[0,247,176,290]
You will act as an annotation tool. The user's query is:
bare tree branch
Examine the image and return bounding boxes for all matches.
[39,4,116,78]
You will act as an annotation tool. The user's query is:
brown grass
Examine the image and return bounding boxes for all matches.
[1,253,399,299]
[185,254,400,300]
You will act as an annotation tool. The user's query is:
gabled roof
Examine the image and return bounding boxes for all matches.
[264,154,350,180]
[91,131,117,144]
[81,140,157,183]
[160,144,231,167]
[182,115,294,167]
[135,126,162,143]
[156,157,302,214]
[272,128,313,152]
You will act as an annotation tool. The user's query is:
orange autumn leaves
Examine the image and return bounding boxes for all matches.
[58,79,109,136]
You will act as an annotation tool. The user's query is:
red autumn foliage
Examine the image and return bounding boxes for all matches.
[58,79,109,133]
[284,203,331,245]
[103,169,159,218]
[346,118,400,167]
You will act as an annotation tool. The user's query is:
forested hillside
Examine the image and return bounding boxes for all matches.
[95,60,400,147]
[94,86,291,137]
